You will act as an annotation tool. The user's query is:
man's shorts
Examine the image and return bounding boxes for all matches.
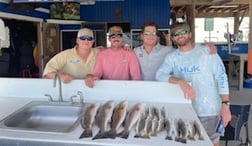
[198,115,222,144]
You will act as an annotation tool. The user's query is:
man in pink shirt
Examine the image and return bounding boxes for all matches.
[85,26,141,88]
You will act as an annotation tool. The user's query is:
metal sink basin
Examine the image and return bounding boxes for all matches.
[0,101,84,133]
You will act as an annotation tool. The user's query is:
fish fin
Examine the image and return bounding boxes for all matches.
[79,129,92,139]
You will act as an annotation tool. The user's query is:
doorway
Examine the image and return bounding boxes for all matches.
[1,18,38,78]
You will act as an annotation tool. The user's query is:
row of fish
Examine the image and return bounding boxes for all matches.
[79,100,205,143]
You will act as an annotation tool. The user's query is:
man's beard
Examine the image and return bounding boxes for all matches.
[175,37,191,47]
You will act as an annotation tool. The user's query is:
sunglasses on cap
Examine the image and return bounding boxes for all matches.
[143,31,157,36]
[109,33,123,38]
[79,36,93,41]
[171,29,188,37]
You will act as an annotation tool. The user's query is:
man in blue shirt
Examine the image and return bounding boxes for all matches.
[156,22,231,146]
[134,21,217,81]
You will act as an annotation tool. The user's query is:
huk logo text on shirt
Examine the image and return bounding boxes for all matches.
[180,65,200,73]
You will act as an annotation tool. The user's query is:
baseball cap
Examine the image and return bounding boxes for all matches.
[108,26,123,36]
[77,28,94,38]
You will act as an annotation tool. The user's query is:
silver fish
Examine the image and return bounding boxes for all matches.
[193,120,204,140]
[134,112,146,138]
[148,106,156,119]
[175,118,188,144]
[187,121,196,140]
[156,107,166,134]
[165,118,174,140]
[92,100,115,140]
[141,116,153,139]
[79,103,99,138]
[107,100,128,139]
[151,116,159,136]
[118,103,145,139]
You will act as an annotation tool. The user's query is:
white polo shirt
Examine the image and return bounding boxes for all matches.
[134,44,174,81]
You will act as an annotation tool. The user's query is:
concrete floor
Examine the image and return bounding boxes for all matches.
[219,79,252,146]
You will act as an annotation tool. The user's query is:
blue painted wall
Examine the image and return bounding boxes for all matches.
[0,2,48,19]
[81,0,170,29]
[0,0,170,29]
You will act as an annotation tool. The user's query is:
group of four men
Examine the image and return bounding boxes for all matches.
[43,21,231,146]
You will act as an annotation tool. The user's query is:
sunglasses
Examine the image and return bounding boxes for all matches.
[109,33,123,38]
[79,36,93,41]
[143,31,157,36]
[172,29,188,37]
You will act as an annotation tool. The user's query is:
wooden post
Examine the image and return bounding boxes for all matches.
[186,4,195,43]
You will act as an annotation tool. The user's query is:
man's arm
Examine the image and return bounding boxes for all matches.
[128,52,142,80]
[169,77,195,100]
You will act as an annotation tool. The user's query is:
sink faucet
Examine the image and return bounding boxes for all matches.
[53,73,63,102]
[70,91,84,104]
[77,91,84,104]
[44,94,53,102]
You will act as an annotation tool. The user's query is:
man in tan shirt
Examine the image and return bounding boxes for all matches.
[43,28,99,83]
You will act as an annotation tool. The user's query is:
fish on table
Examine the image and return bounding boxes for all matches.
[134,112,146,138]
[187,120,196,140]
[165,117,176,141]
[117,103,145,139]
[193,120,205,140]
[175,118,188,144]
[79,103,99,139]
[142,116,154,139]
[148,106,166,137]
[106,100,128,139]
[92,100,115,140]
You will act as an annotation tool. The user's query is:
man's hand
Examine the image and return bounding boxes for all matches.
[178,80,196,100]
[96,46,106,52]
[60,73,73,83]
[45,72,72,83]
[84,74,98,88]
[220,104,232,127]
[122,45,132,51]
[205,42,217,54]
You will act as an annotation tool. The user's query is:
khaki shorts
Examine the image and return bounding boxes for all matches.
[198,115,222,144]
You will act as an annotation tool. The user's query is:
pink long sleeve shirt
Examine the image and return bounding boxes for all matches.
[92,48,142,80]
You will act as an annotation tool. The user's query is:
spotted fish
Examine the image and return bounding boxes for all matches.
[92,100,115,140]
[106,100,128,139]
[79,103,99,139]
[117,103,145,139]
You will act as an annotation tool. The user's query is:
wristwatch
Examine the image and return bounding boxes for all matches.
[221,100,230,106]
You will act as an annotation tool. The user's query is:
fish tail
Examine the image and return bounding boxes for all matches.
[120,131,130,139]
[187,135,195,141]
[175,137,187,144]
[151,132,157,136]
[79,129,92,139]
[134,134,141,138]
[104,130,117,139]
[143,135,151,139]
[165,135,173,140]
[198,135,205,140]
[92,131,106,140]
